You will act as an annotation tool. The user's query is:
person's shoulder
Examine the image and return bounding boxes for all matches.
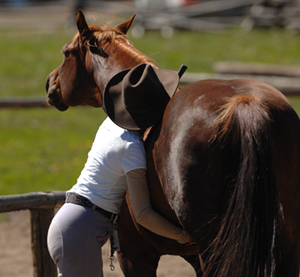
[100,118,143,147]
[122,129,143,143]
[100,117,124,134]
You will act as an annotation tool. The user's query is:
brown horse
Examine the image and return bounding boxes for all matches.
[46,10,300,276]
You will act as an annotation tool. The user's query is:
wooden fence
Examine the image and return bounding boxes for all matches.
[0,191,66,277]
[0,97,48,108]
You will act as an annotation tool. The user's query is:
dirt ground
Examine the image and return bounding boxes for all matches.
[0,210,196,277]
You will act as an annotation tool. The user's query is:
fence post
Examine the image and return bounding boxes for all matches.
[0,191,65,276]
[30,208,57,277]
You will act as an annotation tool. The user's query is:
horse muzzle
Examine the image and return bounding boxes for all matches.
[46,74,69,112]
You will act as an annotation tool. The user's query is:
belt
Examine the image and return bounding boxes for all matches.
[66,192,118,221]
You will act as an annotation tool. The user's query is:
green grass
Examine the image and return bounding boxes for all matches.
[0,107,106,194]
[0,29,70,98]
[1,26,300,195]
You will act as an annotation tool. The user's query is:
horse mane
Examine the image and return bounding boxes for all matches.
[69,23,157,66]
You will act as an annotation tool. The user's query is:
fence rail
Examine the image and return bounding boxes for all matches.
[0,97,48,109]
[2,67,300,109]
[0,191,65,212]
[0,191,66,277]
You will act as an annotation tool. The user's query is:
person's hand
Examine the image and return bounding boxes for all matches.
[185,235,197,246]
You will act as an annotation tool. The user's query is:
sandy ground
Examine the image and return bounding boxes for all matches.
[0,210,196,277]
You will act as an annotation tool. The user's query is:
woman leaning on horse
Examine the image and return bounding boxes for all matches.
[47,63,194,277]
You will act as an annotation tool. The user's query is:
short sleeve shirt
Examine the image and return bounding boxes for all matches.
[68,117,146,214]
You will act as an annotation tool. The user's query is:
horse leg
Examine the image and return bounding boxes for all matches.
[275,188,300,277]
[117,199,161,277]
[274,190,300,277]
[274,245,300,277]
[117,250,160,277]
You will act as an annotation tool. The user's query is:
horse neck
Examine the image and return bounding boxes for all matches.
[92,42,157,96]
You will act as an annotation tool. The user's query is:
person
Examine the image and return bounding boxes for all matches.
[47,63,193,277]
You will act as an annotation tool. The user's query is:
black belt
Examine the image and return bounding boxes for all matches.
[66,192,118,221]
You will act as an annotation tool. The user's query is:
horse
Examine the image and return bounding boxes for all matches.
[46,10,300,276]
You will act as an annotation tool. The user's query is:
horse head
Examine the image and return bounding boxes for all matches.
[46,10,155,111]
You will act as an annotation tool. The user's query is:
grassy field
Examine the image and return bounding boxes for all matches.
[1,25,300,195]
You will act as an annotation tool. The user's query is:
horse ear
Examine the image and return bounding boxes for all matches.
[116,14,136,34]
[76,9,90,39]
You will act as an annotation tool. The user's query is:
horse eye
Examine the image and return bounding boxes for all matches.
[90,46,99,55]
[89,46,108,58]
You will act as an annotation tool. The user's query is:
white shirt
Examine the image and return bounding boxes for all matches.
[69,117,146,214]
[68,117,190,244]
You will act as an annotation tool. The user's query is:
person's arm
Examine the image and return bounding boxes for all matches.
[126,168,191,244]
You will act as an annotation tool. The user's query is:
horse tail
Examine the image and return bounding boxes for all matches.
[204,94,280,277]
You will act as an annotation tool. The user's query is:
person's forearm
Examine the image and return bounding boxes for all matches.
[126,168,190,244]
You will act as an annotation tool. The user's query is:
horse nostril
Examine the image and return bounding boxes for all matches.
[46,76,50,92]
[48,86,58,101]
